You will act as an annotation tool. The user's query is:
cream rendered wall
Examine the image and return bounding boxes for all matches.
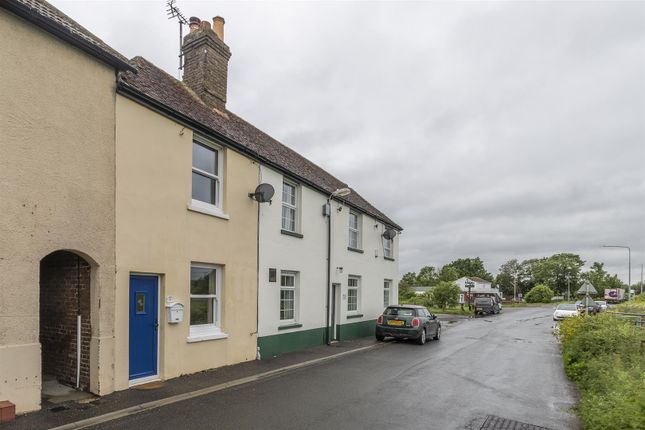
[115,96,259,390]
[0,9,117,412]
[258,165,399,339]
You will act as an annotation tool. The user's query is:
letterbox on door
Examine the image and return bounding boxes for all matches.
[166,303,184,323]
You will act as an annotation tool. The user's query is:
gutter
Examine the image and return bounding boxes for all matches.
[1,1,135,73]
[116,79,402,231]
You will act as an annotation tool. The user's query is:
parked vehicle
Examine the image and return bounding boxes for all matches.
[375,305,441,345]
[553,303,579,320]
[595,300,608,311]
[575,300,601,315]
[474,297,501,315]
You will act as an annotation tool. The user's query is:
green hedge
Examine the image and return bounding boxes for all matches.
[559,313,645,429]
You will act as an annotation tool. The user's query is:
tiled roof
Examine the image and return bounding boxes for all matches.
[1,0,132,71]
[119,56,402,230]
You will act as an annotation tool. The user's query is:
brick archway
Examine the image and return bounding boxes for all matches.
[40,251,92,390]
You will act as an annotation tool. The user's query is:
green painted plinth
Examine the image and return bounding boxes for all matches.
[338,319,376,340]
[258,326,326,357]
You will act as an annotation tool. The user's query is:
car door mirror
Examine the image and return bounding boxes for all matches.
[431,314,437,320]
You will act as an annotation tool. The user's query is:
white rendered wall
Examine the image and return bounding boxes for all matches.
[258,165,399,338]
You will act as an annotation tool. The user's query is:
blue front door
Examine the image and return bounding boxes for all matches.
[129,275,158,381]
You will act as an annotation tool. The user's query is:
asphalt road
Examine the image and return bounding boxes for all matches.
[93,307,579,430]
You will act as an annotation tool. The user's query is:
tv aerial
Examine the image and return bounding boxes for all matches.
[166,0,189,71]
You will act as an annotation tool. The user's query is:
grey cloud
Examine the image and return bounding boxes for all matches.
[50,0,644,283]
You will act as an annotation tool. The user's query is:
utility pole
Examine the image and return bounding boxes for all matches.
[640,264,643,295]
[513,273,518,303]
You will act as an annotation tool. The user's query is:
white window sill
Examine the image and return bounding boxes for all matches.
[187,201,230,220]
[187,326,229,343]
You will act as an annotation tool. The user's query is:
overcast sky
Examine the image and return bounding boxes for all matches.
[50,0,645,283]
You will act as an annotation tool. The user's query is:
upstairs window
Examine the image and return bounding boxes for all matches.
[192,140,222,208]
[383,236,393,259]
[281,181,298,232]
[348,211,361,249]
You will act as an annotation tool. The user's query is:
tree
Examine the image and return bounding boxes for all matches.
[445,257,493,282]
[582,262,609,291]
[399,272,417,288]
[605,275,627,290]
[431,281,461,310]
[581,262,628,292]
[532,253,584,295]
[416,266,439,286]
[438,265,459,282]
[518,258,540,293]
[524,284,554,303]
[398,272,417,301]
[496,259,521,298]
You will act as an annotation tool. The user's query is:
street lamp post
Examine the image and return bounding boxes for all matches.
[602,245,631,300]
[566,273,571,302]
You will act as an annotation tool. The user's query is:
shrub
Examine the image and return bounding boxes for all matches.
[431,281,460,309]
[559,313,645,430]
[524,284,554,303]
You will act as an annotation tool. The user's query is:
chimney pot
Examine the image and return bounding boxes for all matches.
[189,16,200,32]
[200,20,211,30]
[213,16,225,41]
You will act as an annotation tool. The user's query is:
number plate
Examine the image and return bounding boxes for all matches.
[387,320,405,327]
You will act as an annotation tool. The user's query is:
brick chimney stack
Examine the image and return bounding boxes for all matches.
[182,15,231,111]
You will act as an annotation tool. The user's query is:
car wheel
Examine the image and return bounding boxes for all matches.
[417,328,426,345]
[433,326,441,340]
[375,334,385,342]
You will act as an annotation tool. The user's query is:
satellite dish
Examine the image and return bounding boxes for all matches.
[249,183,275,203]
[382,228,397,240]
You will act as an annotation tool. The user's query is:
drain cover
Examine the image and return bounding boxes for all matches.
[480,415,553,430]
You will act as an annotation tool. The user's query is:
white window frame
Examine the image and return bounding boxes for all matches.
[279,271,298,323]
[384,279,392,307]
[348,210,361,249]
[383,236,393,259]
[281,180,299,232]
[188,263,227,342]
[347,275,361,313]
[189,136,228,219]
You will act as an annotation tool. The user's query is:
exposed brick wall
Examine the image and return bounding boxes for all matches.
[182,23,231,111]
[39,251,91,390]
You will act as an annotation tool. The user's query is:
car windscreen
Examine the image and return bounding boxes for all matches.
[384,307,416,317]
[557,304,577,310]
[474,298,491,304]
